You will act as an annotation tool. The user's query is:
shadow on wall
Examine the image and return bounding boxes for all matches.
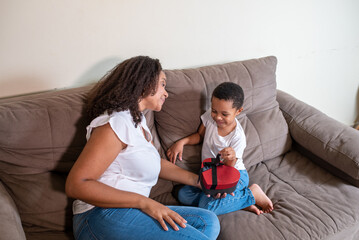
[74,57,123,87]
[0,76,50,99]
[0,58,123,99]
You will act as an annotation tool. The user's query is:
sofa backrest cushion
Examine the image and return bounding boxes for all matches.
[0,84,167,233]
[0,85,92,232]
[155,56,291,172]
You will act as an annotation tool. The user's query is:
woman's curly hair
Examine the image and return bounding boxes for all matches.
[86,56,162,126]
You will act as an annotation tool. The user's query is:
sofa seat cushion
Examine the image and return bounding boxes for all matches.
[155,56,291,172]
[218,151,359,240]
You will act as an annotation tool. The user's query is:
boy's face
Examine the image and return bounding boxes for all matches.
[211,97,242,129]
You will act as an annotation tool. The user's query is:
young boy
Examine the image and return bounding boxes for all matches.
[167,82,273,215]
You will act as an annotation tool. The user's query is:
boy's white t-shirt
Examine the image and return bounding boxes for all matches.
[201,108,246,170]
[72,110,161,215]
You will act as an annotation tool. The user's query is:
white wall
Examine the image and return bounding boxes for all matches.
[1,0,358,125]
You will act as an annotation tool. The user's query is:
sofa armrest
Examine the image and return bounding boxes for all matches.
[0,181,26,240]
[277,90,359,185]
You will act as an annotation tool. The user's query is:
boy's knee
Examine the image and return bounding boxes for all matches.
[178,186,201,206]
[198,197,217,212]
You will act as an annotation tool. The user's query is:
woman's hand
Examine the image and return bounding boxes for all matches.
[209,192,235,199]
[166,141,185,164]
[141,198,187,231]
[219,147,237,167]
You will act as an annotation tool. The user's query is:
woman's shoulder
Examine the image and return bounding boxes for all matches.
[88,110,132,130]
[87,110,139,144]
[109,110,138,128]
[110,110,132,120]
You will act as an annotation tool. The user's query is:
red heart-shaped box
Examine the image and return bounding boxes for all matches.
[200,157,240,195]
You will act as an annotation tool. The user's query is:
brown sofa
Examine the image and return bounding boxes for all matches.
[1,56,359,240]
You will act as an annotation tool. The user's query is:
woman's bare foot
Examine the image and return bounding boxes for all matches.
[243,205,263,215]
[249,184,273,213]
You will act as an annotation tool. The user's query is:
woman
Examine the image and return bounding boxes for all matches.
[65,56,220,240]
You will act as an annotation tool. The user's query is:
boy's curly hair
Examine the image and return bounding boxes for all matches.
[212,82,244,109]
[86,56,162,126]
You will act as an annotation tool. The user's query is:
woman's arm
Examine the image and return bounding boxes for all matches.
[166,123,206,163]
[159,158,200,188]
[65,123,186,231]
[65,123,138,207]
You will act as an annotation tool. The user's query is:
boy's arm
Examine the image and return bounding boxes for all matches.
[166,123,206,163]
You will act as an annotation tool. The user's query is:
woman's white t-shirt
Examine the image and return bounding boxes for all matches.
[201,109,246,170]
[72,110,161,215]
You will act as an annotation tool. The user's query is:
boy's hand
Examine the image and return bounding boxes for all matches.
[166,141,184,164]
[219,147,237,167]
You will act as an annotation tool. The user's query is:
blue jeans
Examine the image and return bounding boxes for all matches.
[73,206,220,240]
[178,170,255,215]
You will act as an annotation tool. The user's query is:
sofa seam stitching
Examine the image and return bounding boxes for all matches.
[240,63,254,112]
[46,108,55,166]
[245,117,264,161]
[265,165,316,238]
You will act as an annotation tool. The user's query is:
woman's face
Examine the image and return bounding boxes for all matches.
[140,71,168,112]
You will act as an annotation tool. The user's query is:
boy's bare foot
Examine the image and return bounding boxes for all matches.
[243,205,263,215]
[249,184,273,213]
